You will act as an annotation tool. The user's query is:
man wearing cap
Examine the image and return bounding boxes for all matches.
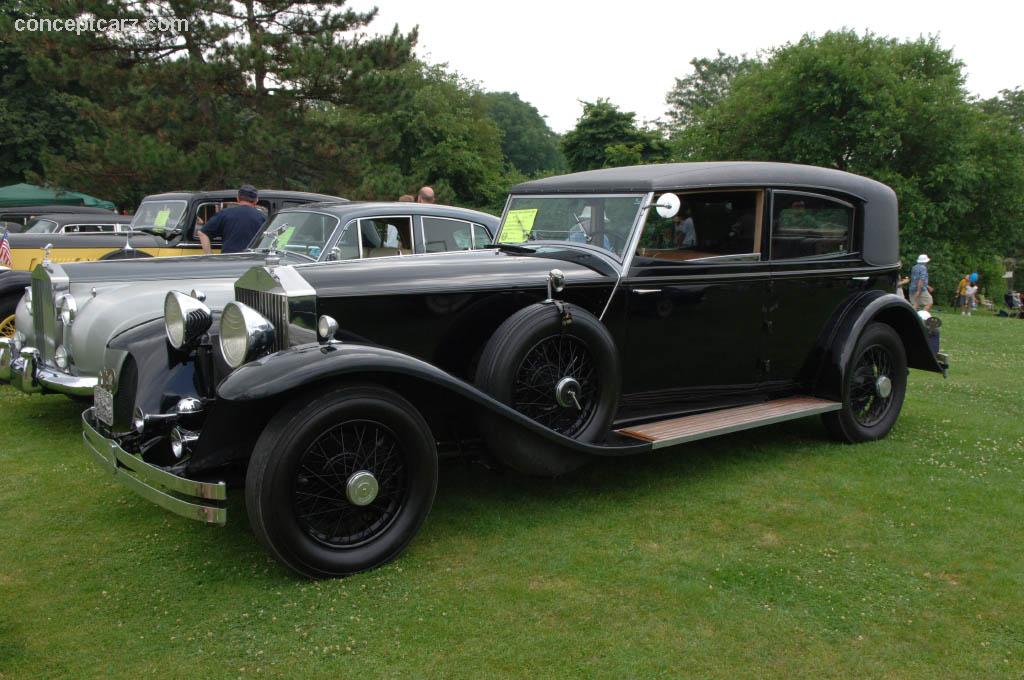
[198,185,266,254]
[910,253,933,311]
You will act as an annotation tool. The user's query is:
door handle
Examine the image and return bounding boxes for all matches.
[632,288,662,295]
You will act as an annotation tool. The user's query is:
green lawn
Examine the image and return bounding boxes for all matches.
[2,314,1022,679]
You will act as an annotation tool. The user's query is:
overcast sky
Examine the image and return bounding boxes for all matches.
[354,0,1022,133]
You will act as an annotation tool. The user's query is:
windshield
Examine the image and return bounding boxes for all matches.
[25,219,59,234]
[131,200,188,234]
[497,194,645,258]
[254,211,340,260]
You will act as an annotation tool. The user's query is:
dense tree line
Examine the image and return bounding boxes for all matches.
[0,0,566,212]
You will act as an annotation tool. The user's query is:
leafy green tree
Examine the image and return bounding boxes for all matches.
[480,91,565,176]
[562,99,668,172]
[665,50,756,130]
[677,31,1024,297]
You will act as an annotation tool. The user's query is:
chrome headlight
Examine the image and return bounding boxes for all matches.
[164,291,213,350]
[55,345,70,370]
[57,293,77,325]
[317,315,338,343]
[219,301,275,369]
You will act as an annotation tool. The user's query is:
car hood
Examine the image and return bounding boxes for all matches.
[291,247,616,298]
[60,252,308,284]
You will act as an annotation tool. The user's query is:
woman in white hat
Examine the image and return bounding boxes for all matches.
[910,253,932,311]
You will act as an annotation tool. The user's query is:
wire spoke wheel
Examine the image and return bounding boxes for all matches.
[292,419,408,549]
[848,344,894,428]
[0,314,15,339]
[512,334,598,437]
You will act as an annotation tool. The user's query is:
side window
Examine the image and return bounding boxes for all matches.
[770,193,853,260]
[472,223,493,248]
[422,217,472,252]
[65,223,117,233]
[634,191,762,263]
[359,217,413,257]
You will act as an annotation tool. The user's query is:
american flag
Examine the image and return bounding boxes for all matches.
[0,229,12,267]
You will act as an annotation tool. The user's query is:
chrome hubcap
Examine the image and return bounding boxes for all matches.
[345,470,379,506]
[555,376,582,410]
[875,375,892,399]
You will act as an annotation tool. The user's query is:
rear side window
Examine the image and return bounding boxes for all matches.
[422,217,472,252]
[771,192,853,259]
[64,223,118,233]
[360,217,413,257]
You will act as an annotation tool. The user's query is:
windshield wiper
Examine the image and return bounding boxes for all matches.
[482,243,536,254]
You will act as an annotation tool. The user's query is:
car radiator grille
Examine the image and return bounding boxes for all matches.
[31,275,54,364]
[235,287,289,352]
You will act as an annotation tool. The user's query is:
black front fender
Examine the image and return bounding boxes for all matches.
[216,342,651,458]
[0,269,31,299]
[815,291,944,401]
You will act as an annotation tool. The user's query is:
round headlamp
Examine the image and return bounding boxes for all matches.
[219,301,275,369]
[317,315,338,343]
[58,294,77,325]
[55,345,70,370]
[164,290,213,350]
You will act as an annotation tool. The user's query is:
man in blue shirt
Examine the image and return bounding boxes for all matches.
[909,253,932,311]
[198,185,266,254]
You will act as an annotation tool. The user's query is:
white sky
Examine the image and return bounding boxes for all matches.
[354,0,1023,132]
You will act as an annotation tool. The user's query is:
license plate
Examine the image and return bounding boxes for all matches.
[94,386,114,426]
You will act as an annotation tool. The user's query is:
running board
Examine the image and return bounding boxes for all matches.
[616,396,841,449]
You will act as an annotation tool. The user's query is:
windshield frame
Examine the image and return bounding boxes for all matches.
[252,209,343,262]
[496,192,649,265]
[130,199,189,234]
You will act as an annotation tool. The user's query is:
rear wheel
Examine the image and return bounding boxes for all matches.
[245,384,438,578]
[823,322,908,443]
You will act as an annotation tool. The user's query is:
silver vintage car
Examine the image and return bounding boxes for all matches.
[0,202,498,399]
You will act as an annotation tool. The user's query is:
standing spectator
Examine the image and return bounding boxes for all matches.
[417,186,436,204]
[398,194,415,202]
[910,254,933,311]
[896,274,910,300]
[673,207,696,248]
[964,277,979,316]
[198,185,265,254]
[955,274,968,312]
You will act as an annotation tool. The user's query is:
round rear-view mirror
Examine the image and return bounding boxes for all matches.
[655,193,680,219]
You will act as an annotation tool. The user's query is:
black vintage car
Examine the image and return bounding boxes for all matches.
[82,162,944,578]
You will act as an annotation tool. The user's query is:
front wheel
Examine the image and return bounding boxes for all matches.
[823,322,908,443]
[245,384,438,578]
[0,294,19,339]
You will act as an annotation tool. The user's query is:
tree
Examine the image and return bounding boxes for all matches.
[675,31,1024,297]
[480,91,565,176]
[665,50,756,130]
[561,99,668,172]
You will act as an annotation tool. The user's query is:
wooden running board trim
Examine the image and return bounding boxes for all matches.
[616,396,841,449]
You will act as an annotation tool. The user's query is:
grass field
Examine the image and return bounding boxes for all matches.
[1,314,1022,678]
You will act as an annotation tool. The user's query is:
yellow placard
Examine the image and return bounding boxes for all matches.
[500,209,538,243]
[154,209,171,228]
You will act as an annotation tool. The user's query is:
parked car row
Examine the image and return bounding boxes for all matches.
[0,163,946,579]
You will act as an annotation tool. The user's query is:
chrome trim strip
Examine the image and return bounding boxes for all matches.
[82,409,227,525]
[645,401,841,450]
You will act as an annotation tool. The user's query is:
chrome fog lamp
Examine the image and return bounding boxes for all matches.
[317,315,338,343]
[55,345,70,370]
[164,290,213,350]
[170,427,198,460]
[219,301,275,369]
[58,294,77,325]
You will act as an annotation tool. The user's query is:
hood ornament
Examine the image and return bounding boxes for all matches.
[264,224,288,267]
[42,243,53,269]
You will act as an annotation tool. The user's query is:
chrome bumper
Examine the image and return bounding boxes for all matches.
[82,408,227,525]
[0,337,97,396]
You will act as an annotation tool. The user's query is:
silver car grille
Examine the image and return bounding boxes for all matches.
[30,275,55,365]
[235,287,289,352]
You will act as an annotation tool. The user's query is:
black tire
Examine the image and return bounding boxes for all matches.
[475,302,620,476]
[245,384,438,578]
[0,293,18,339]
[823,322,908,443]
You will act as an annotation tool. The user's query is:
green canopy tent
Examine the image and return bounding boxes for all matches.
[0,183,116,210]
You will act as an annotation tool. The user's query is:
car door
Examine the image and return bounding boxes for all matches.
[620,190,771,407]
[764,190,861,384]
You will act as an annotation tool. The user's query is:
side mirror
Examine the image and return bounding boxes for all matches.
[654,193,680,219]
[327,247,342,261]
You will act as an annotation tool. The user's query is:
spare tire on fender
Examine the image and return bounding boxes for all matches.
[474,301,620,476]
